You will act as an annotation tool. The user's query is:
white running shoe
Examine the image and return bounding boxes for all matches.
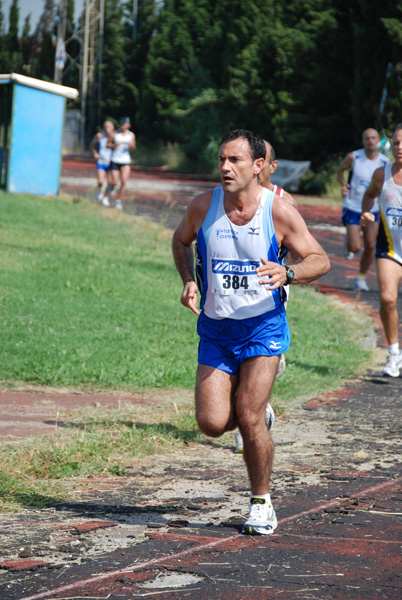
[265,402,275,430]
[234,403,275,454]
[354,276,369,292]
[96,191,104,201]
[234,431,244,454]
[343,238,354,260]
[115,199,123,211]
[382,352,402,377]
[102,196,110,207]
[242,496,278,535]
[276,353,286,377]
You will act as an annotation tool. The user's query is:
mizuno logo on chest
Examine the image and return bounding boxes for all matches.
[212,259,260,274]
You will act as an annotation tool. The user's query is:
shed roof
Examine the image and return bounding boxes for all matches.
[0,73,79,100]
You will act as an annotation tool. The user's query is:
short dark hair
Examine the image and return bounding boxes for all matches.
[269,144,276,162]
[392,124,402,141]
[221,129,266,161]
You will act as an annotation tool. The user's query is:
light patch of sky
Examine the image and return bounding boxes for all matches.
[2,0,85,33]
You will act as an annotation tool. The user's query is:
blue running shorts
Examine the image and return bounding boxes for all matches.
[342,207,379,226]
[197,306,290,374]
[96,162,110,171]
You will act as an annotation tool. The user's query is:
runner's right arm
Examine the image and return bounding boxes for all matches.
[91,133,102,160]
[172,191,212,315]
[337,152,354,198]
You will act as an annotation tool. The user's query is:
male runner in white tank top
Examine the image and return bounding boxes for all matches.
[337,128,389,291]
[172,129,330,535]
[361,124,402,377]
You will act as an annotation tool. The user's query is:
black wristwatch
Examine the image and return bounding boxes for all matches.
[285,266,295,285]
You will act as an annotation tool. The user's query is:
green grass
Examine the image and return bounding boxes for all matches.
[0,191,370,393]
[0,192,198,388]
[0,399,202,510]
[0,190,375,510]
[274,286,372,408]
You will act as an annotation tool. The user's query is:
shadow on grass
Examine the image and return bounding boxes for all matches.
[286,359,331,375]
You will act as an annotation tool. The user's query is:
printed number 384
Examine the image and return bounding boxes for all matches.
[222,275,249,290]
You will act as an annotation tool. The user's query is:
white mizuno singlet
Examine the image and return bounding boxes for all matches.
[195,186,285,320]
[376,163,402,265]
[111,131,134,164]
[344,149,389,213]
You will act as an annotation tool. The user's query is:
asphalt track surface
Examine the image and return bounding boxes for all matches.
[0,160,401,600]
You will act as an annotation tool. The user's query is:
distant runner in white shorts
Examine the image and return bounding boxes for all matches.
[337,128,389,291]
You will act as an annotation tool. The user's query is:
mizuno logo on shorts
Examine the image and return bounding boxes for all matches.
[269,341,281,350]
[212,259,259,274]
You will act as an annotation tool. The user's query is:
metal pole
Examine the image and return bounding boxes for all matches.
[54,0,68,84]
[98,0,105,124]
[80,0,91,150]
[132,0,138,41]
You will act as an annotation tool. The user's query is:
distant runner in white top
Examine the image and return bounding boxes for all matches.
[337,128,389,292]
[361,123,402,378]
[91,119,115,206]
[110,117,136,210]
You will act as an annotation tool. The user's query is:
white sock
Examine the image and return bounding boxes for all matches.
[388,343,400,355]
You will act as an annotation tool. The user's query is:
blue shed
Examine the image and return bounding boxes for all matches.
[0,73,79,196]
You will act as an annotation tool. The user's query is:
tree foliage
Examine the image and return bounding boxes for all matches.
[0,0,400,167]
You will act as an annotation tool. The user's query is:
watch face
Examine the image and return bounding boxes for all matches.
[287,268,294,283]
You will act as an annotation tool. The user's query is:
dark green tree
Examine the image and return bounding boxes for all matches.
[7,0,19,53]
[99,0,131,121]
[31,0,57,80]
[380,1,402,132]
[21,15,32,72]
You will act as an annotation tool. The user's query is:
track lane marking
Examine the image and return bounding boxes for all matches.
[19,475,401,600]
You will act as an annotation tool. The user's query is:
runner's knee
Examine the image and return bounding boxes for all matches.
[380,293,397,311]
[196,412,229,438]
[349,240,361,254]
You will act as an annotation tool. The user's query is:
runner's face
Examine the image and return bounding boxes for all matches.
[218,138,263,193]
[392,130,402,163]
[104,121,114,136]
[362,129,379,151]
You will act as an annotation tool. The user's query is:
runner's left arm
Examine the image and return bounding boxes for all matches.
[256,200,330,290]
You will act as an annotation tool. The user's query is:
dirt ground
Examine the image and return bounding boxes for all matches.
[0,161,400,600]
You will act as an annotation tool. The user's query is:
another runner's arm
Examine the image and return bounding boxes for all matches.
[281,191,300,264]
[129,132,136,152]
[172,191,212,315]
[337,152,354,198]
[361,167,385,225]
[256,200,330,290]
[90,133,102,160]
